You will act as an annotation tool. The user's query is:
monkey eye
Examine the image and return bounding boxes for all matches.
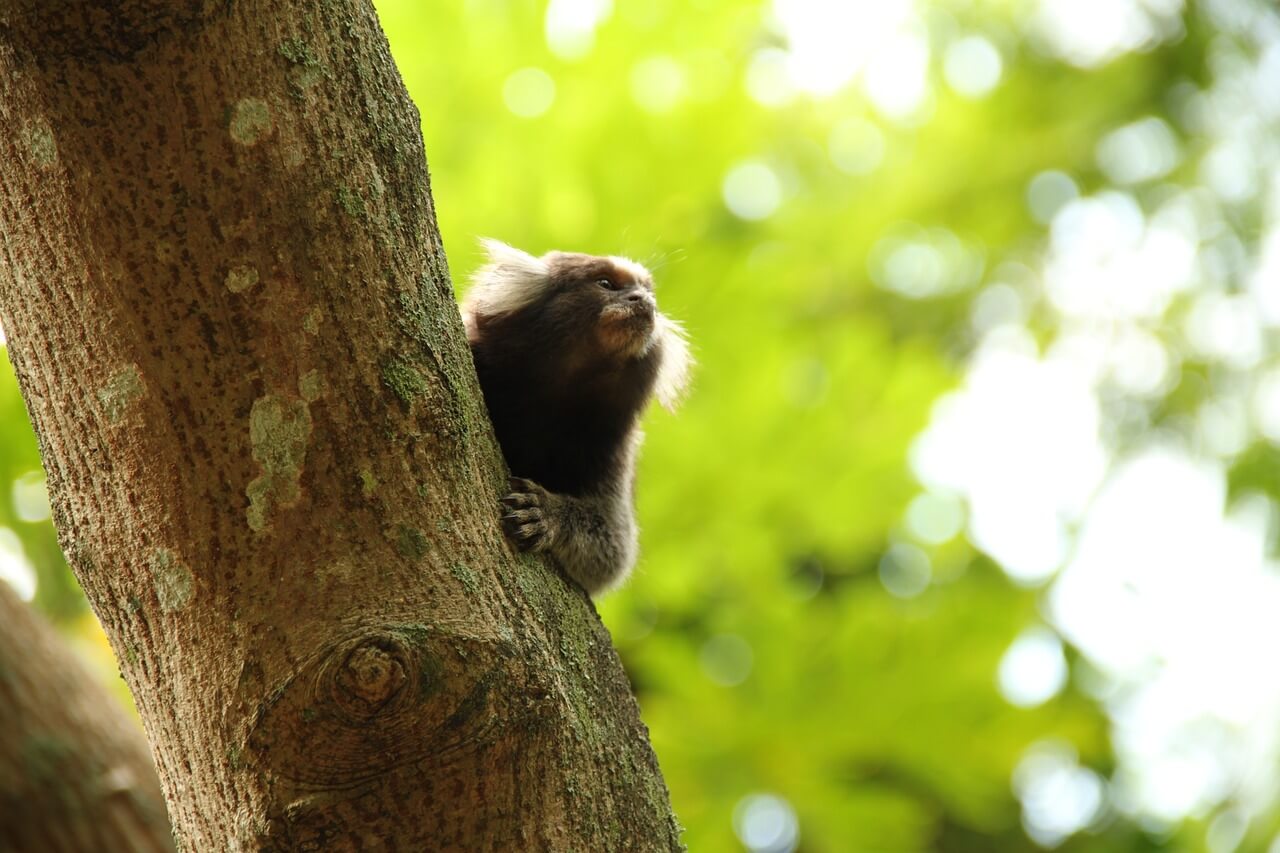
[596,278,619,290]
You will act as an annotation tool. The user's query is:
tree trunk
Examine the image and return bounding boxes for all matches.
[0,1,682,849]
[0,582,174,853]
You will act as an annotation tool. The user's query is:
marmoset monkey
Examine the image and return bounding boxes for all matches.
[461,240,690,596]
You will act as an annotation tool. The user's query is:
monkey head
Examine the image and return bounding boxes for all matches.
[462,240,690,411]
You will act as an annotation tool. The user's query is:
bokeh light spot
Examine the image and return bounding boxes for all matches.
[746,48,797,108]
[1185,293,1263,369]
[11,471,51,523]
[1030,0,1184,68]
[502,67,556,118]
[970,282,1028,334]
[870,227,984,299]
[1201,139,1257,203]
[905,491,964,545]
[772,0,915,96]
[544,0,612,61]
[0,527,35,601]
[630,55,687,114]
[827,117,885,176]
[700,634,754,686]
[999,627,1068,708]
[879,542,932,599]
[864,31,931,120]
[1096,116,1181,185]
[1026,170,1079,225]
[722,161,782,221]
[733,793,800,853]
[1014,741,1105,846]
[944,35,1003,98]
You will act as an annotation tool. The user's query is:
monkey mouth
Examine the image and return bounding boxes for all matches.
[602,299,655,327]
[599,302,657,354]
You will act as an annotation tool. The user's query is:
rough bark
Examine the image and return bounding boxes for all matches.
[0,582,174,853]
[0,1,683,849]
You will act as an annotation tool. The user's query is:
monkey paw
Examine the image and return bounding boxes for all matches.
[500,477,555,553]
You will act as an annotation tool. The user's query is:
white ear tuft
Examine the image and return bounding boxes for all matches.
[653,314,692,412]
[464,238,552,317]
[479,238,544,273]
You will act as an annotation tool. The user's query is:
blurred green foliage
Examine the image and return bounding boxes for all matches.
[0,357,77,620]
[5,0,1280,850]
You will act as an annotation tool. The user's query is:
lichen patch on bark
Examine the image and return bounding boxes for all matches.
[289,65,324,92]
[380,355,427,405]
[246,394,312,531]
[226,264,260,293]
[229,97,273,146]
[393,523,429,560]
[149,548,194,611]
[24,120,57,168]
[450,562,479,595]
[359,468,378,497]
[97,364,146,423]
[317,556,358,586]
[298,370,324,402]
[303,307,323,335]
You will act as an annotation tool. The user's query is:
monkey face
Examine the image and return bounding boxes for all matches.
[543,252,659,359]
[596,286,658,358]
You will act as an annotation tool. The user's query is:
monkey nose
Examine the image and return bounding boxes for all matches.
[628,297,655,319]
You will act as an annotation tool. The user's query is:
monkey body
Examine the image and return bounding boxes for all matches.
[462,241,689,595]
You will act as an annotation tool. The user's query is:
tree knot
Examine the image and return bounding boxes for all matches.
[335,642,407,714]
[245,624,527,790]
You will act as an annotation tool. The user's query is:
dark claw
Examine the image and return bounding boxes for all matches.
[508,477,539,494]
[509,507,541,522]
[501,493,537,510]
